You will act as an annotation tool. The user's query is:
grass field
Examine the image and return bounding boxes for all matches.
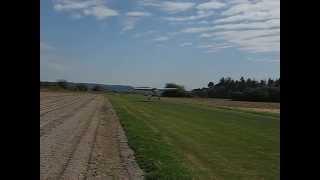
[107,94,280,180]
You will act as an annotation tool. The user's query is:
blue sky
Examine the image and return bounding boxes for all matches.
[40,0,280,90]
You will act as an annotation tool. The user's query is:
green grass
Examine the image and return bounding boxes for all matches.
[107,94,280,180]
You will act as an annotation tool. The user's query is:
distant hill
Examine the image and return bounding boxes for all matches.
[40,81,134,92]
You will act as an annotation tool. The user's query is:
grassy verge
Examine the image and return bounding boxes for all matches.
[107,93,280,180]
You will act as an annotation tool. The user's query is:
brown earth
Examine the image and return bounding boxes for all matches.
[40,91,143,180]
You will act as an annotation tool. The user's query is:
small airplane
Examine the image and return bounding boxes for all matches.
[134,87,177,100]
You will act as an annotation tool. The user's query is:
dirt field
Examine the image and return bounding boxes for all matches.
[40,91,143,180]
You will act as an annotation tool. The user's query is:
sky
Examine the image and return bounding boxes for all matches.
[40,0,280,90]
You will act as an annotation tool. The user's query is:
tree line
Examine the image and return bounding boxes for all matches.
[191,77,280,102]
[41,77,280,102]
[40,80,104,92]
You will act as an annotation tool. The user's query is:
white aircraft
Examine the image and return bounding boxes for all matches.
[134,87,177,100]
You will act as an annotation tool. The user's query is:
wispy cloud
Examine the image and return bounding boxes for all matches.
[164,11,214,22]
[180,42,192,47]
[248,57,280,63]
[122,18,138,31]
[200,28,280,39]
[197,43,230,49]
[212,19,280,31]
[153,36,169,42]
[53,0,118,20]
[122,11,152,31]
[181,26,214,33]
[50,0,279,55]
[180,0,280,53]
[196,1,226,10]
[198,43,233,53]
[205,29,280,53]
[126,11,151,17]
[140,1,195,13]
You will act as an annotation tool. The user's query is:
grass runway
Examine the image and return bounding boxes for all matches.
[108,94,279,180]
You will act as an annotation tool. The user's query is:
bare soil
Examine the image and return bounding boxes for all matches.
[40,91,143,180]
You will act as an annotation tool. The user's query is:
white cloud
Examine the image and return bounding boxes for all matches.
[182,19,279,34]
[181,27,215,33]
[210,30,280,52]
[212,19,280,31]
[51,0,280,55]
[164,11,214,22]
[202,43,233,53]
[140,1,195,13]
[54,0,98,11]
[201,28,280,39]
[197,43,230,49]
[222,0,280,17]
[180,0,280,53]
[180,42,192,47]
[53,0,118,20]
[198,20,209,24]
[248,57,280,63]
[160,2,195,13]
[214,29,279,40]
[196,1,226,10]
[83,6,118,19]
[126,11,152,17]
[215,12,279,24]
[122,18,138,31]
[153,36,169,41]
[122,12,152,31]
[198,43,233,53]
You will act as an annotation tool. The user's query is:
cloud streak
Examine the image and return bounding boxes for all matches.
[180,0,280,53]
[140,1,195,13]
[164,11,215,22]
[153,36,169,42]
[180,42,192,47]
[50,0,280,58]
[122,11,152,31]
[196,1,226,10]
[53,0,118,20]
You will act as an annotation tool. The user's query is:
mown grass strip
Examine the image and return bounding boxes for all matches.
[108,94,280,180]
